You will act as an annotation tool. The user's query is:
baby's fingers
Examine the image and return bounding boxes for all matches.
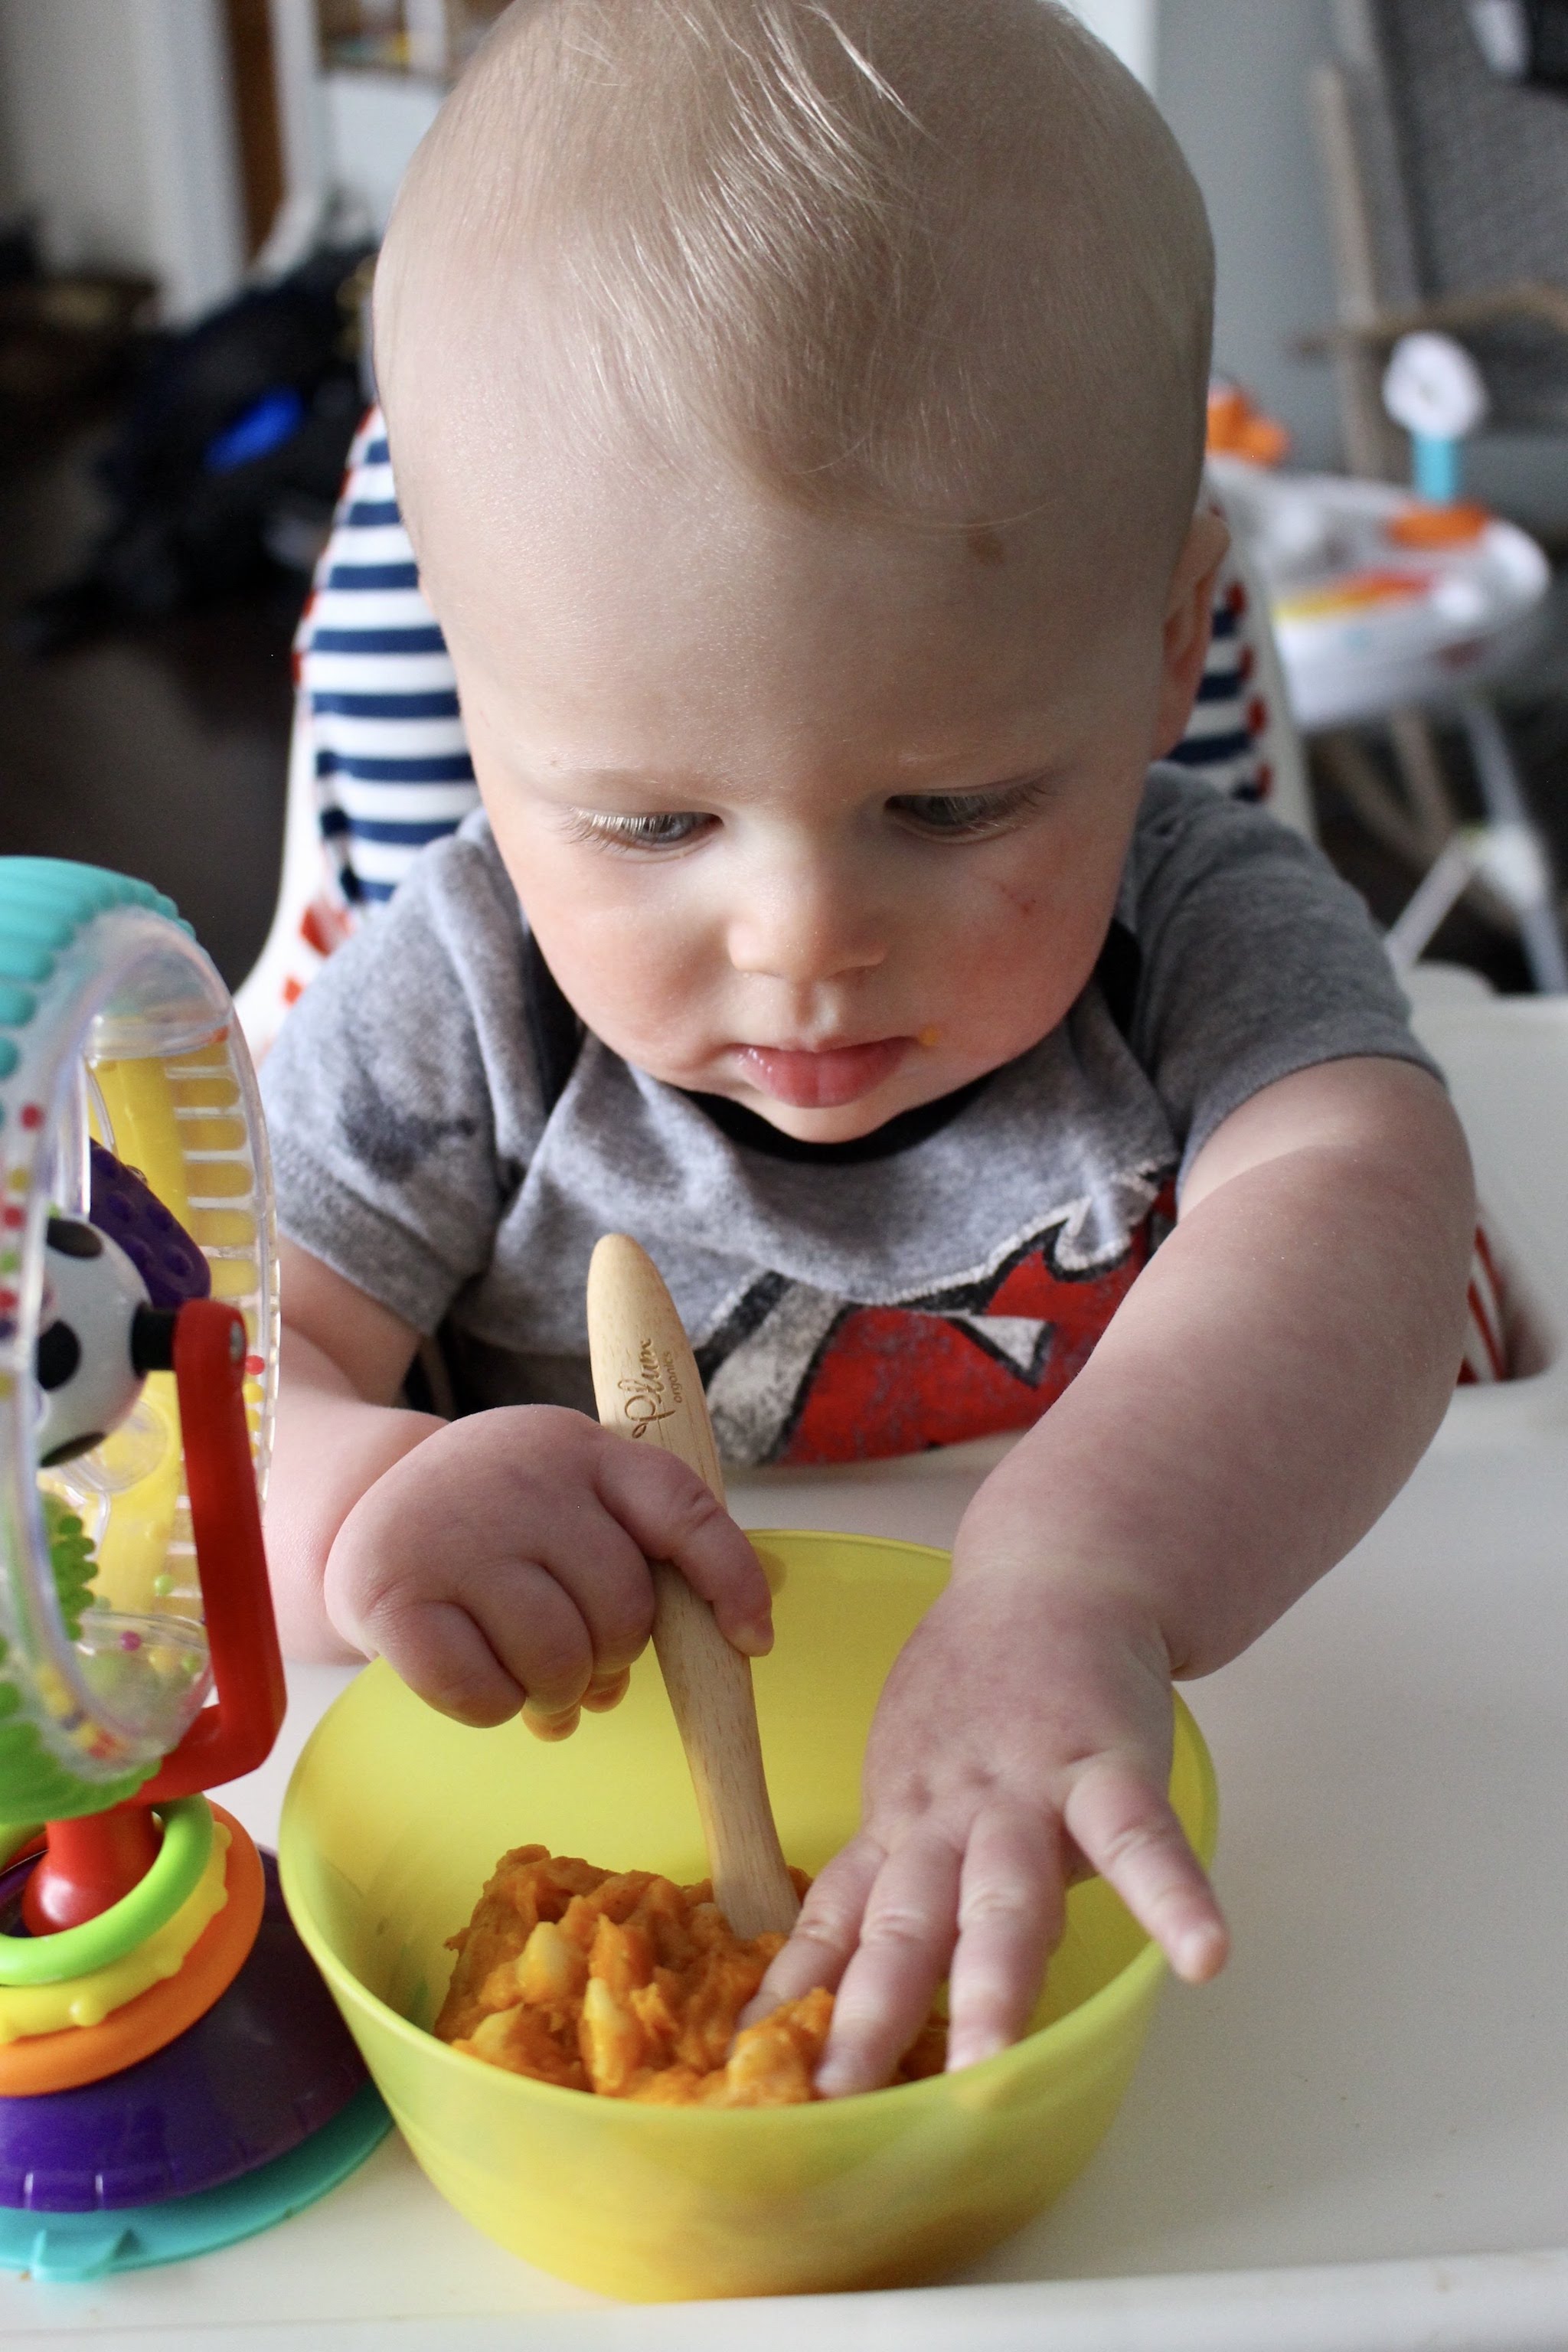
[522,1700,581,1743]
[1063,1756,1228,1984]
[593,1436,773,1655]
[739,1834,884,2029]
[525,1669,629,1743]
[376,1598,527,1727]
[944,1804,1061,2071]
[814,1834,962,2099]
[580,1667,632,1713]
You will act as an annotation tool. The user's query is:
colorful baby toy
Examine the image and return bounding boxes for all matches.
[0,860,387,2282]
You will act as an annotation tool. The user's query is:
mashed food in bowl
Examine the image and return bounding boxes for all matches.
[435,1844,946,2105]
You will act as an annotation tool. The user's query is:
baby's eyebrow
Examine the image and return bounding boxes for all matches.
[540,757,1065,804]
[547,766,717,798]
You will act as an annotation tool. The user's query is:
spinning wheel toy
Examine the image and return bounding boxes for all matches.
[0,861,387,2282]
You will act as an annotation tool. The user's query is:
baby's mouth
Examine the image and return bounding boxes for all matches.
[735,1038,913,1109]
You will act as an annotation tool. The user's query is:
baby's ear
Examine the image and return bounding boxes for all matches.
[1150,508,1230,759]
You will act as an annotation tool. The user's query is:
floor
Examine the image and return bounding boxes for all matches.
[3,405,1568,1001]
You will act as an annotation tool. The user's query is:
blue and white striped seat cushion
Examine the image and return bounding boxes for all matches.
[299,414,479,907]
[296,409,1274,910]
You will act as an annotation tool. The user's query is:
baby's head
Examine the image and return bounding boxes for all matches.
[376,0,1223,1140]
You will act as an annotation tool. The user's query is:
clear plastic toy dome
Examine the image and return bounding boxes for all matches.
[0,880,276,1801]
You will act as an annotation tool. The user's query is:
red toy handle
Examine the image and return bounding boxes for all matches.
[139,1298,286,1802]
[26,1299,286,1930]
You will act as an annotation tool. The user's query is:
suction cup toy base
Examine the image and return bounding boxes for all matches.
[0,1850,382,2244]
[0,1806,262,2096]
[0,2079,390,2282]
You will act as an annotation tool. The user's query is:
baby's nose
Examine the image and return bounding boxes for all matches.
[725,867,887,985]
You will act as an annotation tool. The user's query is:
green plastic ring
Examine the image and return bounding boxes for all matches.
[0,1798,214,1986]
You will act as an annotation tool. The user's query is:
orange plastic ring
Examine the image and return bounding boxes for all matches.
[0,1805,263,2098]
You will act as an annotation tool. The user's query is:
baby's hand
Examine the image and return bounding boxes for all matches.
[323,1406,773,1736]
[744,1563,1227,2096]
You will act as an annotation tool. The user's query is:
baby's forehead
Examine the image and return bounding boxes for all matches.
[413,412,1129,673]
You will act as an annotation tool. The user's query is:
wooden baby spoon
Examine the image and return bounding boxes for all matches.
[586,1233,801,1942]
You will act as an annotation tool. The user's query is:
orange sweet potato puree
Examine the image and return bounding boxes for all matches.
[434,1844,946,2105]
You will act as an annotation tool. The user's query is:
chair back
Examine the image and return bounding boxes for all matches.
[1315,0,1568,469]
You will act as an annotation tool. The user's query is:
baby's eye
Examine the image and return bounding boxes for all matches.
[564,810,714,852]
[887,776,1050,839]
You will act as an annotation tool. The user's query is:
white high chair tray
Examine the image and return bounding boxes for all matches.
[8,976,1568,2351]
[1206,457,1551,733]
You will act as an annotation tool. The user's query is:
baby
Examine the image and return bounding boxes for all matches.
[261,0,1474,2097]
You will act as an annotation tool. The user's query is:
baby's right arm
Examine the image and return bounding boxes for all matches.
[267,1240,773,1733]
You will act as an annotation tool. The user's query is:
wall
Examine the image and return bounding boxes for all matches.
[1155,0,1346,469]
[321,68,443,237]
[1062,0,1158,87]
[0,0,246,322]
[0,3,156,277]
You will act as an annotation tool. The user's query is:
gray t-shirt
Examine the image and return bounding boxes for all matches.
[261,766,1435,1465]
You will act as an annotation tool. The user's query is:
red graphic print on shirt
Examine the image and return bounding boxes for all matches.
[698,1178,1178,1466]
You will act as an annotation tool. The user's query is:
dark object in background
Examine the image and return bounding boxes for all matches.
[0,220,157,416]
[1465,0,1568,88]
[11,245,374,656]
[0,220,36,287]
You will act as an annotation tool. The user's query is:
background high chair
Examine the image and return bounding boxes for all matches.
[1305,0,1568,987]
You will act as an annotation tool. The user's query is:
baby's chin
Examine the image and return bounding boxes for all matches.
[725,1087,912,1145]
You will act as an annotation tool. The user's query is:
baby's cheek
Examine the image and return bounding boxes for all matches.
[988,874,1042,926]
[929,868,1109,1060]
[544,899,720,1063]
[995,812,1132,978]
[975,859,1088,975]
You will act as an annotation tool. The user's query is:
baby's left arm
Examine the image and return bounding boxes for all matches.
[750,1056,1474,2092]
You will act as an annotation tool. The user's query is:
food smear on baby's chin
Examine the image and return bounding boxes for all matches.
[434,1844,947,2105]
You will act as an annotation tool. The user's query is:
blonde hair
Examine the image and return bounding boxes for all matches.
[377,0,1213,565]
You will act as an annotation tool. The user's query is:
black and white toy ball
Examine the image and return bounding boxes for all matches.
[33,1219,178,1469]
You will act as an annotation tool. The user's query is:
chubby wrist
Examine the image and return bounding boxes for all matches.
[268,1394,446,1659]
[951,1469,1182,1673]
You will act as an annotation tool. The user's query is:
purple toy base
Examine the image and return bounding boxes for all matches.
[0,1851,369,2212]
[0,2081,390,2283]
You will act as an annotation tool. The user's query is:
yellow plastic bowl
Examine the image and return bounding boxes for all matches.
[279,1530,1217,2301]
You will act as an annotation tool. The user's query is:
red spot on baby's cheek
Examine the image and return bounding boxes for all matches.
[993,877,1039,922]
